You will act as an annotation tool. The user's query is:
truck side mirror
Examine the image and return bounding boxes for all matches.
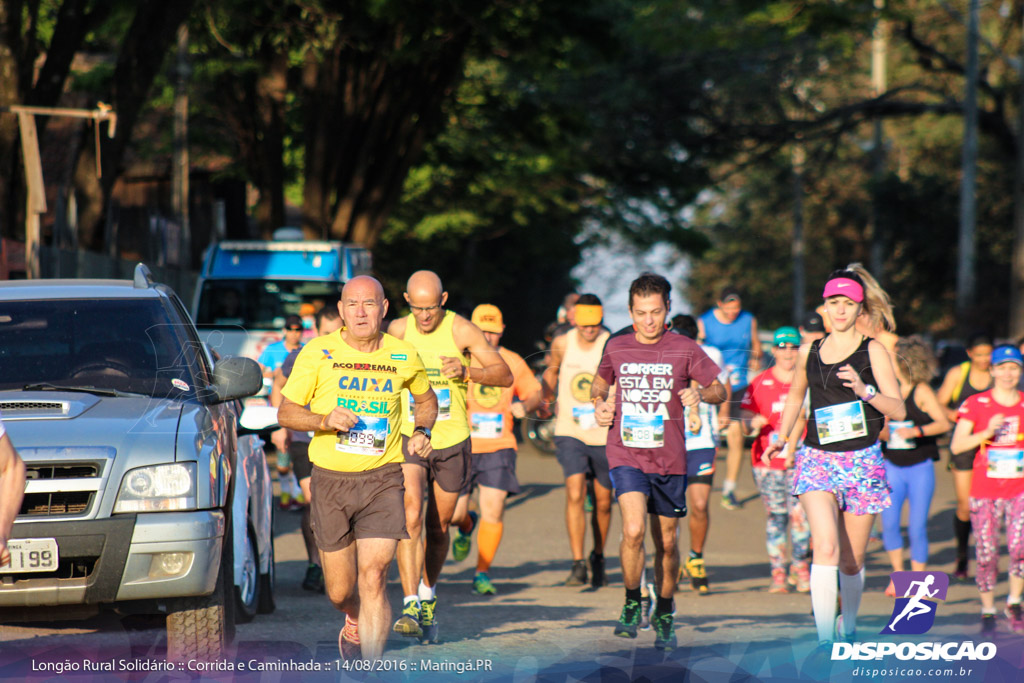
[209,357,263,403]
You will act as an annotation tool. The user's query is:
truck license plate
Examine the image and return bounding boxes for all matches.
[4,538,59,573]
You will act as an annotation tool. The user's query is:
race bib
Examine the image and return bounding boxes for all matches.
[814,400,868,445]
[470,413,504,439]
[768,432,791,464]
[987,448,1024,479]
[621,414,664,448]
[573,404,597,430]
[335,416,389,456]
[684,404,716,450]
[887,420,916,450]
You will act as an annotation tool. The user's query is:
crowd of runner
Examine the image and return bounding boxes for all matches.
[258,265,1024,661]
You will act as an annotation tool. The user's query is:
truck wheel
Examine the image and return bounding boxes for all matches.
[257,533,276,615]
[166,538,233,661]
[234,528,260,623]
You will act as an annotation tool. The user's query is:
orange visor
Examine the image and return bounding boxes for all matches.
[575,304,603,327]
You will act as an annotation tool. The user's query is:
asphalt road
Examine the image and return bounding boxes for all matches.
[2,441,1023,682]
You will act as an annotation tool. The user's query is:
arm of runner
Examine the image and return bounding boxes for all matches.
[837,339,905,421]
[0,433,25,567]
[680,378,727,407]
[742,408,768,436]
[950,412,1002,455]
[906,383,952,439]
[448,316,512,387]
[935,364,960,420]
[407,387,438,458]
[762,345,811,463]
[541,333,566,405]
[590,373,615,427]
[749,316,762,372]
[279,397,359,433]
[386,316,408,339]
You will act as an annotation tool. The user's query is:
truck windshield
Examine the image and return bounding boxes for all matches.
[195,280,341,329]
[0,298,201,399]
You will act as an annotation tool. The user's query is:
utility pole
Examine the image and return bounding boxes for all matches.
[171,25,190,269]
[869,0,887,279]
[957,0,980,329]
[792,143,806,325]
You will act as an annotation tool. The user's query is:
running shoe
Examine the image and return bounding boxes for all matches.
[584,491,594,513]
[834,614,856,642]
[393,600,422,637]
[302,563,324,593]
[1005,603,1024,632]
[981,612,997,633]
[565,560,588,586]
[789,563,810,593]
[720,491,740,510]
[683,556,709,594]
[473,572,497,595]
[768,568,788,594]
[639,593,652,631]
[652,610,676,651]
[954,557,970,582]
[338,614,360,660]
[419,597,439,644]
[451,510,478,562]
[278,492,292,510]
[589,550,607,588]
[614,599,641,638]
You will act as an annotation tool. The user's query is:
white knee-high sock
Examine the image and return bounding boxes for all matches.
[839,568,865,636]
[810,564,839,642]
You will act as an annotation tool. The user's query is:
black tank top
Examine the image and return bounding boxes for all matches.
[883,384,940,467]
[805,336,883,452]
[953,367,990,409]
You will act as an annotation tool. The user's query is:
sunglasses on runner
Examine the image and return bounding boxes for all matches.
[775,343,798,350]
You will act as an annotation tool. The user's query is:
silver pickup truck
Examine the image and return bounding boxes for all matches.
[0,265,273,660]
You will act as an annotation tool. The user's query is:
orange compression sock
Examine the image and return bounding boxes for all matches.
[476,521,504,573]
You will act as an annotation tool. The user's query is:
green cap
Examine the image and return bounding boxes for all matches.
[773,327,800,346]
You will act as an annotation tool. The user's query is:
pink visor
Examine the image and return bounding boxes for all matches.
[822,277,864,302]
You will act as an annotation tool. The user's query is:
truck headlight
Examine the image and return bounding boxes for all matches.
[114,463,197,513]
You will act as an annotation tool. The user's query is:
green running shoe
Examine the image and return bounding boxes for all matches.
[614,599,641,638]
[419,597,439,644]
[652,610,676,651]
[393,600,422,637]
[473,572,497,595]
[452,510,477,562]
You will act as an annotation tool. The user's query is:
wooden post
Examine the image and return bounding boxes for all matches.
[16,112,47,279]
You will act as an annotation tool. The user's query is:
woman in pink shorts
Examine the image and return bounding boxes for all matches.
[763,264,905,645]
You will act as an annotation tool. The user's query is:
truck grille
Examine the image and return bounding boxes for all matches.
[20,462,103,518]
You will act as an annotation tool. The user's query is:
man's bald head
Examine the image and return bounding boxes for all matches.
[343,275,385,303]
[404,270,448,333]
[406,270,444,300]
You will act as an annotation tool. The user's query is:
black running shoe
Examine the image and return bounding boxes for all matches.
[565,560,588,586]
[589,551,606,588]
[302,563,324,593]
[614,599,641,638]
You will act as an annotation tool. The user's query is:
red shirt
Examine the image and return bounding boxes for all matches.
[742,369,804,470]
[958,390,1024,499]
[597,331,720,475]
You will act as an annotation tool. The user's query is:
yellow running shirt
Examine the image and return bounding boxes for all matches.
[400,311,470,448]
[467,346,541,454]
[282,330,431,472]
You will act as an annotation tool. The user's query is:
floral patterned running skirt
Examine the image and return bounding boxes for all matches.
[790,442,891,515]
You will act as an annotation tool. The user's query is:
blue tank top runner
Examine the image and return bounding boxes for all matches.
[700,309,754,389]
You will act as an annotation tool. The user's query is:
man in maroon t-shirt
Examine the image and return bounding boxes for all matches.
[591,273,726,651]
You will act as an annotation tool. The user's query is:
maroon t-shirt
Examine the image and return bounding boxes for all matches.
[597,331,721,475]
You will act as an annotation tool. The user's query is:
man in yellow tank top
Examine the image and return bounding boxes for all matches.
[279,276,438,660]
[542,294,613,588]
[387,270,513,643]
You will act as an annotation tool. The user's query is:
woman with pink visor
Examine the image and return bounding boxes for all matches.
[762,264,905,645]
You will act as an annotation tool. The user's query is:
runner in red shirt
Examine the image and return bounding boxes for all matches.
[950,344,1024,633]
[741,327,809,594]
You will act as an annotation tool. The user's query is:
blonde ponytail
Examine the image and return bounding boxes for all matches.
[846,262,895,333]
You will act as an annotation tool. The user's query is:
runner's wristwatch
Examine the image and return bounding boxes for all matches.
[859,384,877,402]
[413,426,432,439]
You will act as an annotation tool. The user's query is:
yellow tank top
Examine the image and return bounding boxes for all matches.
[400,310,470,447]
[554,328,610,446]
